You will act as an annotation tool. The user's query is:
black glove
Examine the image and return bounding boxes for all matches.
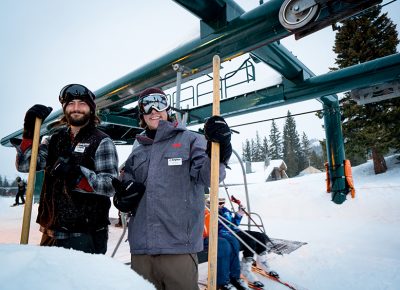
[112,178,145,213]
[206,140,232,165]
[50,157,82,185]
[23,104,53,139]
[204,116,231,144]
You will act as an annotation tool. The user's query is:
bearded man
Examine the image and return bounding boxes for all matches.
[14,84,118,254]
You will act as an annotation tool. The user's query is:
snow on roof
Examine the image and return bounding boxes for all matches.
[299,166,322,176]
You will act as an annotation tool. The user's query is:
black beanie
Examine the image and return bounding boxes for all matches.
[59,84,96,113]
[138,87,166,99]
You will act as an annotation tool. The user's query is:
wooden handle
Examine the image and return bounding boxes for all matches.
[20,117,42,244]
[207,55,221,290]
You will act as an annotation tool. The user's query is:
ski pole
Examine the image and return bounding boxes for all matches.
[205,203,274,257]
[20,117,42,244]
[111,212,128,258]
[207,54,221,290]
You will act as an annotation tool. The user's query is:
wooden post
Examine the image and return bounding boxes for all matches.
[207,55,221,290]
[20,117,42,244]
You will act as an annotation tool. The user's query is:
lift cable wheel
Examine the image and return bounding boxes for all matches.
[279,0,319,31]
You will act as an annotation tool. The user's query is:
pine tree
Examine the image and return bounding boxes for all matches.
[282,111,302,177]
[242,139,252,162]
[310,150,324,170]
[250,139,256,162]
[253,131,264,161]
[333,5,400,173]
[0,175,3,187]
[301,132,312,169]
[269,120,282,159]
[262,136,269,160]
[3,178,10,187]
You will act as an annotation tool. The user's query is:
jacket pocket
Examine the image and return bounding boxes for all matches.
[130,154,148,184]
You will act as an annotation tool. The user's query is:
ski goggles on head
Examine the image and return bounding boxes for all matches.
[138,93,169,115]
[59,84,95,104]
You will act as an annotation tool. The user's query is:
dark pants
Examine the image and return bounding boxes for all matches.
[131,253,199,290]
[236,230,268,258]
[40,228,108,254]
[15,190,25,205]
[204,234,241,287]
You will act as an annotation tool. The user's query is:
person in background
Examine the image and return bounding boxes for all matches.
[12,176,26,206]
[219,200,279,285]
[112,87,232,290]
[204,198,249,290]
[13,84,118,254]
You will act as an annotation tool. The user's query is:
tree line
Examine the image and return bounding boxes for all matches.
[0,175,19,196]
[242,110,325,177]
[0,176,18,188]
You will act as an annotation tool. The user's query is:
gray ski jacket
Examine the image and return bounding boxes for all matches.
[122,120,227,255]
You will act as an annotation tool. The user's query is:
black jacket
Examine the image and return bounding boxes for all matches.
[37,124,112,232]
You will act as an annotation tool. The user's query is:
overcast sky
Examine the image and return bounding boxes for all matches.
[0,0,399,180]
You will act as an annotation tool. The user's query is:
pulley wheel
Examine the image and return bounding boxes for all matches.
[279,0,319,31]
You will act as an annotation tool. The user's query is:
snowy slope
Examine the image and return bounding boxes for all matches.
[1,155,399,290]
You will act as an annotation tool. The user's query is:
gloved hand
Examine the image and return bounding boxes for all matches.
[206,140,232,165]
[50,157,82,185]
[112,178,146,213]
[237,204,246,216]
[204,116,231,144]
[204,116,232,165]
[23,104,53,139]
[237,208,245,216]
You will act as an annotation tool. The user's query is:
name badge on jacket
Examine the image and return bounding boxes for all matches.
[168,158,182,166]
[74,143,89,153]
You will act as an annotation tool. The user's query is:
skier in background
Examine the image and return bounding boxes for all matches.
[12,176,26,206]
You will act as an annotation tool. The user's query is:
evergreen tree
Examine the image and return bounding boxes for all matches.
[253,131,264,161]
[269,120,282,159]
[3,178,9,187]
[310,150,324,170]
[10,178,18,187]
[333,5,400,173]
[0,175,3,187]
[301,132,312,169]
[282,111,302,177]
[262,136,269,160]
[242,139,252,162]
[250,139,256,162]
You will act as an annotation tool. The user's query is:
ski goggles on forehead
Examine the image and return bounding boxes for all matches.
[138,93,169,115]
[59,84,95,104]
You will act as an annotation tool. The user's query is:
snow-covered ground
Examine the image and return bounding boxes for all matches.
[1,155,399,290]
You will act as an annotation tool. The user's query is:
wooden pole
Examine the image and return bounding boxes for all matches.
[207,55,221,290]
[20,117,42,244]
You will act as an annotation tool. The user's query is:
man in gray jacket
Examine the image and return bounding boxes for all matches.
[112,87,232,290]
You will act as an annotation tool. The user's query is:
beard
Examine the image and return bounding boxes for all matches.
[66,110,91,126]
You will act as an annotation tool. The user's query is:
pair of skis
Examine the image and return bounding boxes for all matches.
[199,267,303,290]
[245,266,301,290]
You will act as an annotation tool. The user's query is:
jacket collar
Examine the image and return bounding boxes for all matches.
[136,120,185,145]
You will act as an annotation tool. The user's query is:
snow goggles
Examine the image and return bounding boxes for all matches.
[138,93,169,115]
[59,84,95,104]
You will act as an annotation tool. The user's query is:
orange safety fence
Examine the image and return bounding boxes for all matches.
[324,162,331,193]
[344,159,356,198]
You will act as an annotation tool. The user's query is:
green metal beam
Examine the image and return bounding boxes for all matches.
[185,53,400,124]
